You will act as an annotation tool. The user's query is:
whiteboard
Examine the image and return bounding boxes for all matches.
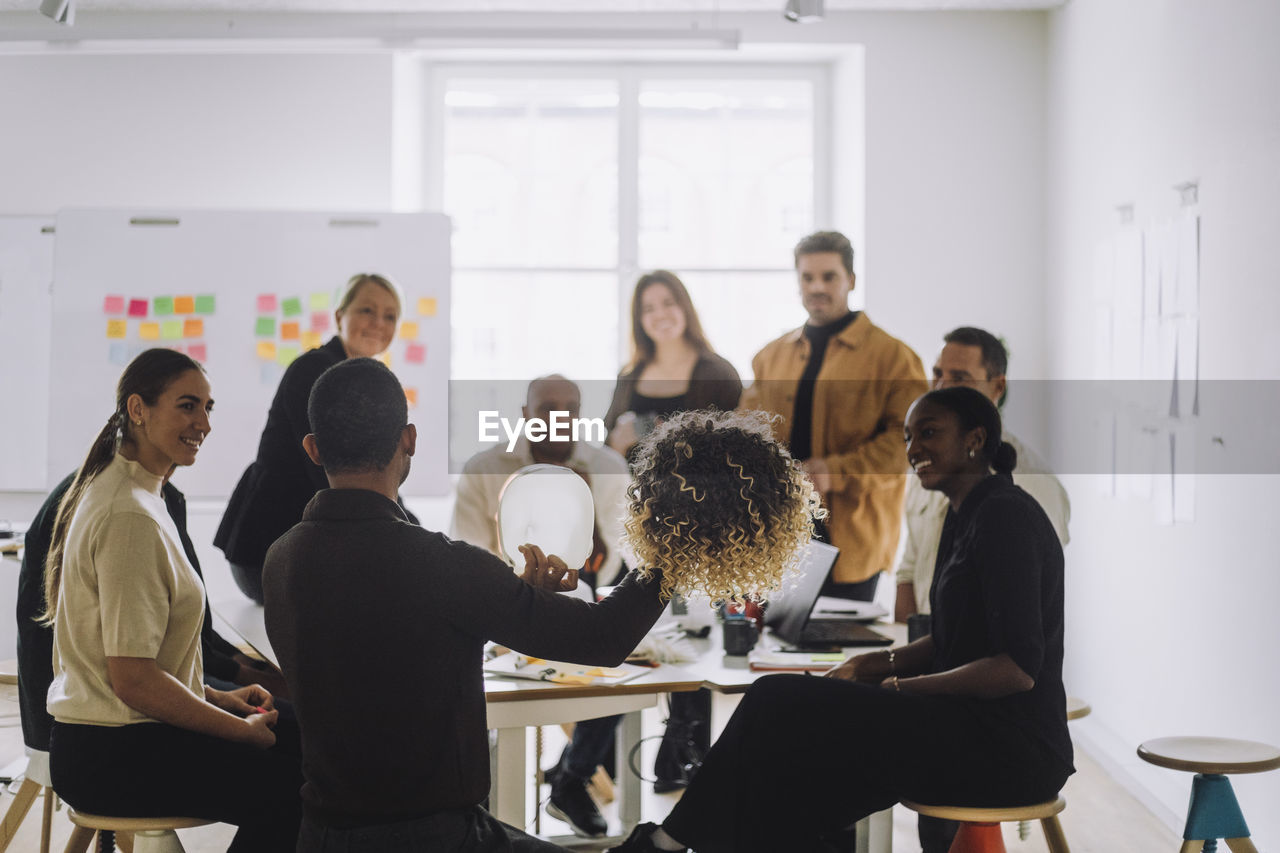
[0,216,55,490]
[49,209,451,499]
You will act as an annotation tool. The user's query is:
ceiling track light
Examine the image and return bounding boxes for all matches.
[38,0,74,26]
[783,0,825,24]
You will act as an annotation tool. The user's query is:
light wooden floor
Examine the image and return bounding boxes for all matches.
[0,683,1181,852]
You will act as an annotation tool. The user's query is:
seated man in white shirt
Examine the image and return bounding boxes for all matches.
[895,326,1071,853]
[451,374,631,839]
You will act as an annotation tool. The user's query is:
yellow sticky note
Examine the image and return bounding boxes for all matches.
[256,341,276,361]
[404,387,418,407]
[277,345,300,367]
[399,321,419,340]
[377,352,392,368]
[139,322,161,341]
[417,297,437,317]
[310,292,330,311]
[106,319,128,339]
[183,318,204,339]
[301,331,322,351]
[173,295,196,314]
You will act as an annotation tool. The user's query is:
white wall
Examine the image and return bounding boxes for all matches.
[1046,0,1280,840]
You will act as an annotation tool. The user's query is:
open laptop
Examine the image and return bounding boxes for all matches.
[765,541,892,648]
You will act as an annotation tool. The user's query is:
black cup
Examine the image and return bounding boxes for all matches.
[906,613,932,643]
[722,617,758,656]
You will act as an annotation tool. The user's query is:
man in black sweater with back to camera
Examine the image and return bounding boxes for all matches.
[262,357,666,852]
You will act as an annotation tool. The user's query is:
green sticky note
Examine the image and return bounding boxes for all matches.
[281,297,303,317]
[153,296,175,316]
[811,653,845,662]
[255,316,276,337]
[277,345,300,367]
[194,294,216,314]
[161,320,183,340]
[309,292,330,310]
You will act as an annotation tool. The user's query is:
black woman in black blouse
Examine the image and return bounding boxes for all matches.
[610,385,1073,853]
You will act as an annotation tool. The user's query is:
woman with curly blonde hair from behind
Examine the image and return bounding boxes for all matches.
[623,409,821,603]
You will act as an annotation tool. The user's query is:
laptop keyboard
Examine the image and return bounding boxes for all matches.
[802,619,889,644]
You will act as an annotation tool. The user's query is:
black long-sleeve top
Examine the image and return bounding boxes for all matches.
[262,488,666,827]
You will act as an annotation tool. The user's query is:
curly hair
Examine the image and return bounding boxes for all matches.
[623,409,824,603]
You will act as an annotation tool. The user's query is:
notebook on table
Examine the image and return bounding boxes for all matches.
[765,541,893,648]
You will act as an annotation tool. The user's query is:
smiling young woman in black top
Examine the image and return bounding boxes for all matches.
[610,386,1073,853]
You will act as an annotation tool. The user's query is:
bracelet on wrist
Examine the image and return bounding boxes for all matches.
[884,647,896,675]
[890,675,901,692]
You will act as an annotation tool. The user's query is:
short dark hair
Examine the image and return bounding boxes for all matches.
[943,326,1008,379]
[793,231,854,276]
[308,358,407,474]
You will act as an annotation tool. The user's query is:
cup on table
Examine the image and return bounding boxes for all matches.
[722,615,759,656]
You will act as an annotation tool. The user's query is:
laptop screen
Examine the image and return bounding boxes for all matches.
[764,540,840,644]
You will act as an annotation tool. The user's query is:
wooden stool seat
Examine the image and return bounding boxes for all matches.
[1138,737,1280,853]
[903,795,1066,823]
[67,812,213,833]
[902,796,1069,853]
[1066,696,1091,721]
[1137,737,1280,776]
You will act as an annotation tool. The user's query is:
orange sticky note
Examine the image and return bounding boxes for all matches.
[404,387,418,407]
[139,322,161,341]
[301,331,322,350]
[256,341,276,361]
[106,319,128,339]
[281,322,301,340]
[399,321,419,340]
[174,295,196,314]
[183,318,204,338]
[417,297,437,317]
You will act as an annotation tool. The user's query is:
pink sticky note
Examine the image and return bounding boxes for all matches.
[103,295,126,314]
[257,294,278,313]
[188,343,208,363]
[128,299,149,318]
[311,311,330,332]
[405,343,426,365]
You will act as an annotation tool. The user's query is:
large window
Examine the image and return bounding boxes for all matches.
[438,66,825,399]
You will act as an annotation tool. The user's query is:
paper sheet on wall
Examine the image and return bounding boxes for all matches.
[1173,425,1197,523]
[1175,213,1200,317]
[1152,431,1174,526]
[1112,230,1144,379]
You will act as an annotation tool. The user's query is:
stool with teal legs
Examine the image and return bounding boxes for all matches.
[1137,736,1280,853]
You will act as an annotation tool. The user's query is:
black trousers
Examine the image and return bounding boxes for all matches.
[662,675,1070,853]
[297,807,564,853]
[51,720,303,853]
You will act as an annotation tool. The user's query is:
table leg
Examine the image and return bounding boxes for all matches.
[615,710,644,832]
[492,727,528,829]
[854,807,893,853]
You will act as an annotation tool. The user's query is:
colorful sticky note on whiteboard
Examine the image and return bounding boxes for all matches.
[139,322,161,341]
[108,341,129,366]
[104,295,126,315]
[277,345,300,367]
[301,331,322,351]
[106,319,128,339]
[255,317,276,337]
[310,292,330,310]
[256,341,276,361]
[257,294,278,313]
[311,311,330,332]
[281,297,303,317]
[153,296,174,316]
[377,352,392,368]
[404,387,418,407]
[405,343,426,364]
[195,294,216,314]
[183,319,204,338]
[188,343,208,363]
[174,295,195,314]
[417,297,437,317]
[399,321,419,340]
[128,299,149,318]
[280,322,300,341]
[161,320,183,340]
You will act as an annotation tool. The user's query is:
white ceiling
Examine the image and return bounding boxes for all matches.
[0,0,1065,11]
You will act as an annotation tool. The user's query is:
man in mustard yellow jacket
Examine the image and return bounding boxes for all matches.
[741,231,927,600]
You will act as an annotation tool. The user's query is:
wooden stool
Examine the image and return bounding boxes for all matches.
[64,810,213,853]
[1137,736,1280,853]
[902,795,1069,853]
[0,750,54,853]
